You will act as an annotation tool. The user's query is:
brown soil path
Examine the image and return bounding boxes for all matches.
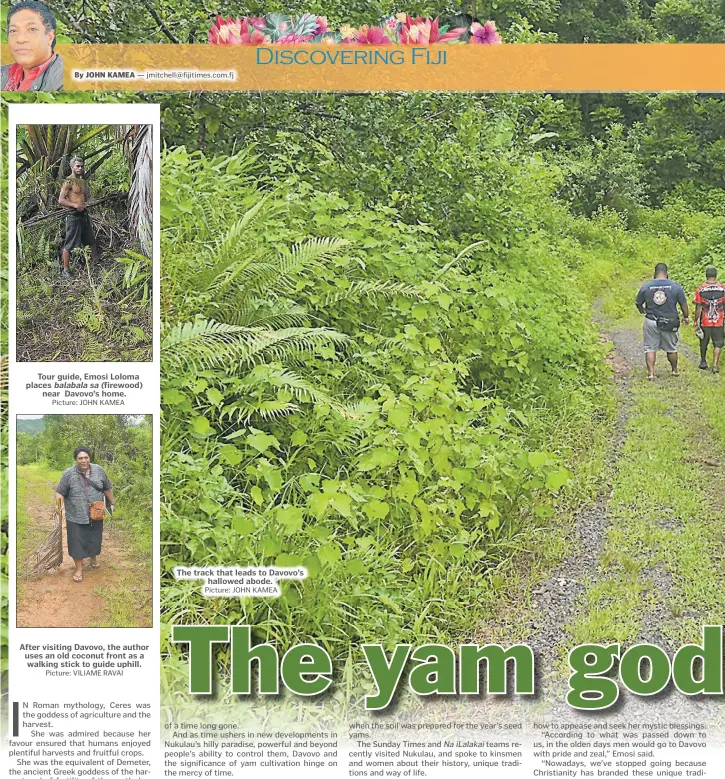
[16,464,150,628]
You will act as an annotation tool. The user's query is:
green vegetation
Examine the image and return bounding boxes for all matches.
[153,87,725,721]
[15,124,152,362]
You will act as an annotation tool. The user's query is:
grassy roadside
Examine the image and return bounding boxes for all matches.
[470,238,652,648]
[568,373,725,646]
[567,257,725,651]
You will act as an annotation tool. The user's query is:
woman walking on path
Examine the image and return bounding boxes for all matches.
[55,447,115,583]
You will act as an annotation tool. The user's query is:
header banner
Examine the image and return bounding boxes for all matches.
[8,43,725,92]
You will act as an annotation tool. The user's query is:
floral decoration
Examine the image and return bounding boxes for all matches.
[208,12,503,45]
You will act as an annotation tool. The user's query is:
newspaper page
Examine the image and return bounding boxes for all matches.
[2,5,725,779]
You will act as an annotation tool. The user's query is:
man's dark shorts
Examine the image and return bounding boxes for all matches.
[64,210,95,251]
[702,325,725,349]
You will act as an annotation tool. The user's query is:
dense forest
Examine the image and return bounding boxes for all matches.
[15,124,153,362]
[157,92,725,717]
[2,0,725,721]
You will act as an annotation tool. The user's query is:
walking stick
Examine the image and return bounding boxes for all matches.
[25,498,64,578]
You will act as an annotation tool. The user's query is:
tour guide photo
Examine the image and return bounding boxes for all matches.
[55,447,115,583]
[2,1,64,91]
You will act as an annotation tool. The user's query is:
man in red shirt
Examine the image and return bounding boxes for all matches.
[693,266,725,374]
[2,1,64,92]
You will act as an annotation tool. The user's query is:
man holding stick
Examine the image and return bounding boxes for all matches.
[58,155,99,278]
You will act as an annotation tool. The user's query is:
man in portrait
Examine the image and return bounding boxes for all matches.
[2,1,64,91]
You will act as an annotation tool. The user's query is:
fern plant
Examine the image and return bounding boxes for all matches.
[161,193,361,456]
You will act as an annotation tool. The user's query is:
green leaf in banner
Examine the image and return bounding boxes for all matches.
[264,12,292,41]
[317,542,342,567]
[246,430,280,453]
[291,12,319,37]
[219,445,243,466]
[250,485,264,506]
[191,416,211,435]
[276,505,305,533]
[206,387,224,405]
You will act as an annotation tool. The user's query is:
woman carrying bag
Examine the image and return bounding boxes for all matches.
[55,446,115,583]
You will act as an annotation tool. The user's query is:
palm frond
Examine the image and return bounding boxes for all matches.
[320,279,422,307]
[232,367,359,419]
[273,237,350,292]
[224,303,309,329]
[162,319,348,373]
[128,124,153,256]
[196,197,273,289]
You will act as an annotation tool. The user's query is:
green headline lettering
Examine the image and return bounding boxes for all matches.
[172,624,723,710]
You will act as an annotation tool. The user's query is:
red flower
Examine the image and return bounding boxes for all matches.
[313,16,329,36]
[352,25,392,44]
[208,16,267,45]
[276,33,313,44]
[470,21,502,44]
[399,16,466,44]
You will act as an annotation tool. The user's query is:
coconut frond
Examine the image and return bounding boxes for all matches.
[320,279,422,307]
[220,398,302,424]
[273,237,350,291]
[162,319,348,374]
[224,303,309,330]
[25,508,63,577]
[161,319,252,370]
[231,367,359,419]
[244,327,348,365]
[128,124,153,256]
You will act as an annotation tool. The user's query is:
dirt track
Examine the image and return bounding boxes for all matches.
[471,288,725,728]
[16,465,150,628]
